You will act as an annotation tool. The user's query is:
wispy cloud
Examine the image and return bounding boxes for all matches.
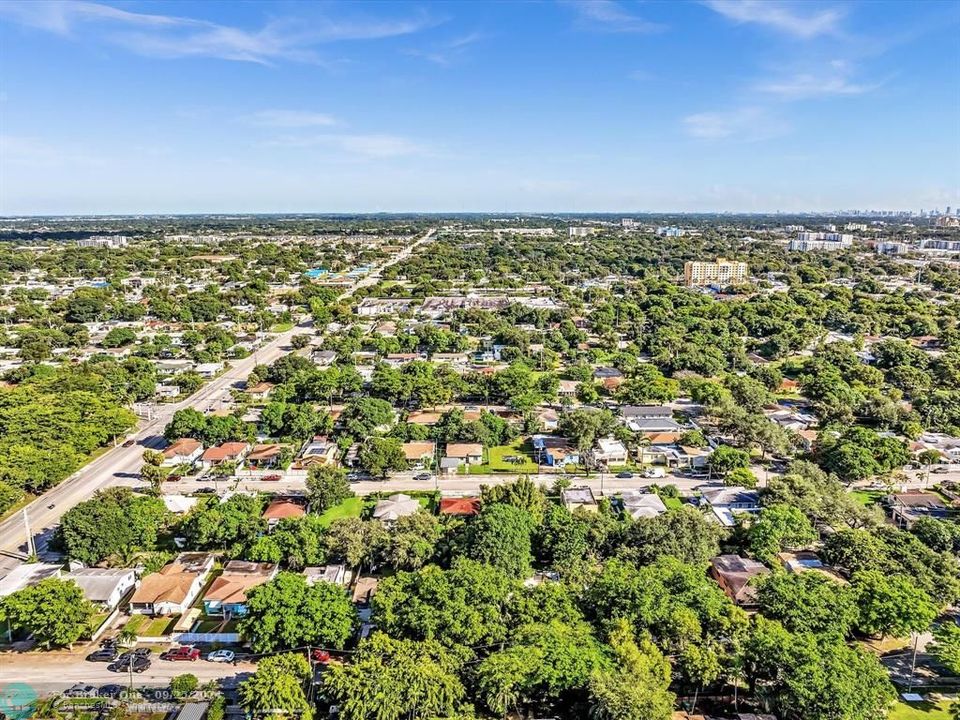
[264,133,425,159]
[754,59,880,100]
[564,0,666,34]
[406,31,486,66]
[245,110,338,128]
[0,1,437,64]
[0,134,104,166]
[703,0,843,38]
[682,107,789,141]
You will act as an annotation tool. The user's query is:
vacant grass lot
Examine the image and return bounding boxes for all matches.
[316,496,365,527]
[468,440,538,474]
[125,614,179,637]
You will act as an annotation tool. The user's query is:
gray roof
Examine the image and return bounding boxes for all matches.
[174,703,209,720]
[62,568,135,604]
[628,417,682,431]
[621,405,673,419]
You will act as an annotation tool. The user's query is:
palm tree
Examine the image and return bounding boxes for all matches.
[636,436,651,468]
[918,449,942,486]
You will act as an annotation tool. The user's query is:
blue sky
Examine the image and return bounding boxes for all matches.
[1,0,958,214]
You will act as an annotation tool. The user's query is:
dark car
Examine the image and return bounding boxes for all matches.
[160,646,200,661]
[122,439,136,448]
[195,487,216,494]
[615,471,634,479]
[167,475,182,482]
[86,648,118,662]
[108,655,151,673]
[414,473,432,481]
[97,685,125,699]
[63,684,98,698]
[932,466,951,474]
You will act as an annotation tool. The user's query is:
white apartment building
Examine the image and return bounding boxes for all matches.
[683,258,749,287]
[789,232,854,251]
[76,235,130,249]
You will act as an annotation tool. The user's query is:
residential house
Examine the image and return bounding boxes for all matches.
[531,435,580,468]
[592,366,623,381]
[700,486,761,527]
[202,561,278,617]
[776,551,847,584]
[709,554,770,607]
[438,457,460,476]
[439,497,482,516]
[561,486,598,513]
[62,568,138,611]
[262,498,307,528]
[888,491,950,528]
[445,443,484,465]
[372,493,421,523]
[298,436,338,468]
[246,443,285,470]
[0,563,63,598]
[401,441,435,470]
[622,406,683,433]
[312,349,337,367]
[303,564,349,587]
[161,494,200,514]
[244,381,275,402]
[557,380,580,398]
[199,442,250,470]
[537,408,560,431]
[129,553,214,616]
[162,438,204,467]
[620,490,668,520]
[194,362,224,378]
[592,437,628,466]
[384,353,422,367]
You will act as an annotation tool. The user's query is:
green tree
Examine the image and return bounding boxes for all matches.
[0,578,95,649]
[853,570,938,639]
[755,572,858,639]
[709,445,751,476]
[323,633,465,720]
[465,503,535,578]
[305,465,352,512]
[324,517,389,568]
[385,511,442,570]
[359,436,406,479]
[588,619,674,720]
[747,504,817,560]
[239,653,312,719]
[170,673,199,698]
[930,622,960,675]
[239,572,357,653]
[618,506,725,566]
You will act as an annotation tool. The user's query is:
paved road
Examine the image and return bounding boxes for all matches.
[0,229,435,571]
[0,648,257,693]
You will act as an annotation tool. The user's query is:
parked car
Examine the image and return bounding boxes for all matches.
[160,646,200,661]
[86,648,118,663]
[414,473,432,481]
[615,471,633,479]
[63,684,97,698]
[642,468,666,479]
[97,685,125,699]
[311,649,331,664]
[933,466,951,474]
[122,439,136,448]
[108,655,151,673]
[262,474,282,482]
[207,649,235,663]
[167,474,182,482]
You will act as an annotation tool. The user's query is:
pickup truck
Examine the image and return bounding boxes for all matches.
[160,646,200,661]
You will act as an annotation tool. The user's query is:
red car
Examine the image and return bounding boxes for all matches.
[160,646,200,662]
[311,649,331,664]
[262,474,282,482]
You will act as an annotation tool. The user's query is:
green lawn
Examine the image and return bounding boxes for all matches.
[317,496,365,527]
[851,490,885,506]
[889,698,953,720]
[125,613,180,637]
[468,440,538,474]
[662,496,684,511]
[194,618,240,634]
[270,321,294,332]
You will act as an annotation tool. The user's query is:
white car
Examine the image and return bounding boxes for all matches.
[642,467,666,479]
[206,649,235,663]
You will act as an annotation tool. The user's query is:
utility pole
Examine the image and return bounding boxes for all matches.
[22,509,35,558]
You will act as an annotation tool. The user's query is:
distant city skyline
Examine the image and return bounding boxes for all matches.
[1,0,958,215]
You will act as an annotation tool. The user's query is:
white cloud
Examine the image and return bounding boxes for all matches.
[245,110,338,128]
[682,107,789,141]
[0,1,437,64]
[406,31,486,66]
[564,0,665,33]
[756,72,876,99]
[703,0,843,38]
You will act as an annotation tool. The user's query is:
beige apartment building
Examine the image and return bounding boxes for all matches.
[683,258,749,287]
